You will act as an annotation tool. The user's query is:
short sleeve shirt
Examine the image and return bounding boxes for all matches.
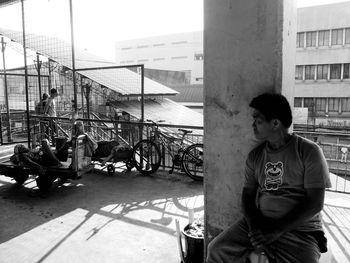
[244,134,331,231]
[46,98,56,117]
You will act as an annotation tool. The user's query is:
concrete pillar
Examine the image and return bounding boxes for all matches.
[203,0,297,247]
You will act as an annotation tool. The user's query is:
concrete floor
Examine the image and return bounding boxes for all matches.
[0,168,203,263]
[321,191,350,263]
[0,164,350,263]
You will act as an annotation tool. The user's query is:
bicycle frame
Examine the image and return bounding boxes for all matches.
[131,120,203,180]
[150,126,187,160]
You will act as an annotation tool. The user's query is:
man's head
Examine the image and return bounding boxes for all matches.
[14,144,30,154]
[249,93,292,140]
[50,88,58,98]
[74,121,85,136]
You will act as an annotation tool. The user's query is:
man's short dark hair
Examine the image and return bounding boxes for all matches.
[50,88,57,95]
[249,93,292,128]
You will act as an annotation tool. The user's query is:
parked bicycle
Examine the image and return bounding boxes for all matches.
[132,120,204,181]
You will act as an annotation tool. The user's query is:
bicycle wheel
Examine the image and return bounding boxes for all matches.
[132,140,161,175]
[182,143,204,181]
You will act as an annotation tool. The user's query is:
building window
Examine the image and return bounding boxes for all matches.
[304,98,314,111]
[172,41,187,45]
[330,64,341,79]
[306,31,317,47]
[120,60,134,64]
[294,98,302,107]
[296,32,304,48]
[318,30,330,46]
[315,98,327,112]
[305,65,315,80]
[295,66,303,80]
[317,65,328,80]
[331,29,343,45]
[194,53,204,61]
[171,56,188,59]
[328,98,339,112]
[153,43,165,47]
[341,98,350,112]
[345,28,350,44]
[344,63,350,79]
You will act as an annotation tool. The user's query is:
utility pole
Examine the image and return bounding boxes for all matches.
[1,36,12,143]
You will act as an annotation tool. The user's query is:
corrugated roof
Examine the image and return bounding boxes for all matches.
[169,84,203,103]
[113,98,203,128]
[0,28,178,96]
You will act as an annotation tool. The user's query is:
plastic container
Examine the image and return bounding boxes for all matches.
[176,220,204,263]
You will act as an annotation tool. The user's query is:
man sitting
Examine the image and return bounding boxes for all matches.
[206,93,331,263]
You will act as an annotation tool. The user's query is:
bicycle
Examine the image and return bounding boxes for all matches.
[132,120,204,181]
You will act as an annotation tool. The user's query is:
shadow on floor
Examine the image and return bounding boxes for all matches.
[0,169,203,263]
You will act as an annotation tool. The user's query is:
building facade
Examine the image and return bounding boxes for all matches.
[115,31,203,85]
[295,2,350,127]
[115,2,350,126]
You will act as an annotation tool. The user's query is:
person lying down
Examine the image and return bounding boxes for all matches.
[11,139,62,175]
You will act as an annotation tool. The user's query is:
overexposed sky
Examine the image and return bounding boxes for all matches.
[0,0,349,63]
[76,0,350,59]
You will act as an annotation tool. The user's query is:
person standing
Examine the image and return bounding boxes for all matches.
[340,146,348,163]
[35,93,49,115]
[206,93,331,263]
[43,88,58,139]
[44,88,58,117]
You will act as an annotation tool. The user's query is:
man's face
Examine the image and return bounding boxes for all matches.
[76,123,84,134]
[251,109,274,141]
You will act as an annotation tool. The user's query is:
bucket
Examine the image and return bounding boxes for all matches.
[176,220,204,263]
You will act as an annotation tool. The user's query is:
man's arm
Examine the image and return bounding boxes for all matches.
[43,98,51,115]
[264,188,325,235]
[249,187,325,249]
[243,186,277,260]
[241,186,262,231]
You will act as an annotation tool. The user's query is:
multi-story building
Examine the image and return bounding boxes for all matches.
[115,31,203,85]
[115,2,350,127]
[295,2,350,127]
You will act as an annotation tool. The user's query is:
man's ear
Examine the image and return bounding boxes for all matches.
[272,119,281,129]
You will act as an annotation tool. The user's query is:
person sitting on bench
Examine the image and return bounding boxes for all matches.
[11,139,62,176]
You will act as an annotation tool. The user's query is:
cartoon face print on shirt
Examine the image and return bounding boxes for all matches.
[264,161,283,190]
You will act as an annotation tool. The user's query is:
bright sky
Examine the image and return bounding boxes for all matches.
[0,0,349,64]
[71,0,350,59]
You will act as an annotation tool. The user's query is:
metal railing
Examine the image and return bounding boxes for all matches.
[295,130,350,194]
[27,115,203,175]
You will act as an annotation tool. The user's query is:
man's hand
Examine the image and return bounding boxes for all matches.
[248,229,279,261]
[248,229,282,247]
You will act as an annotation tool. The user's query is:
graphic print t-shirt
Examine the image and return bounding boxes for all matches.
[244,134,331,232]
